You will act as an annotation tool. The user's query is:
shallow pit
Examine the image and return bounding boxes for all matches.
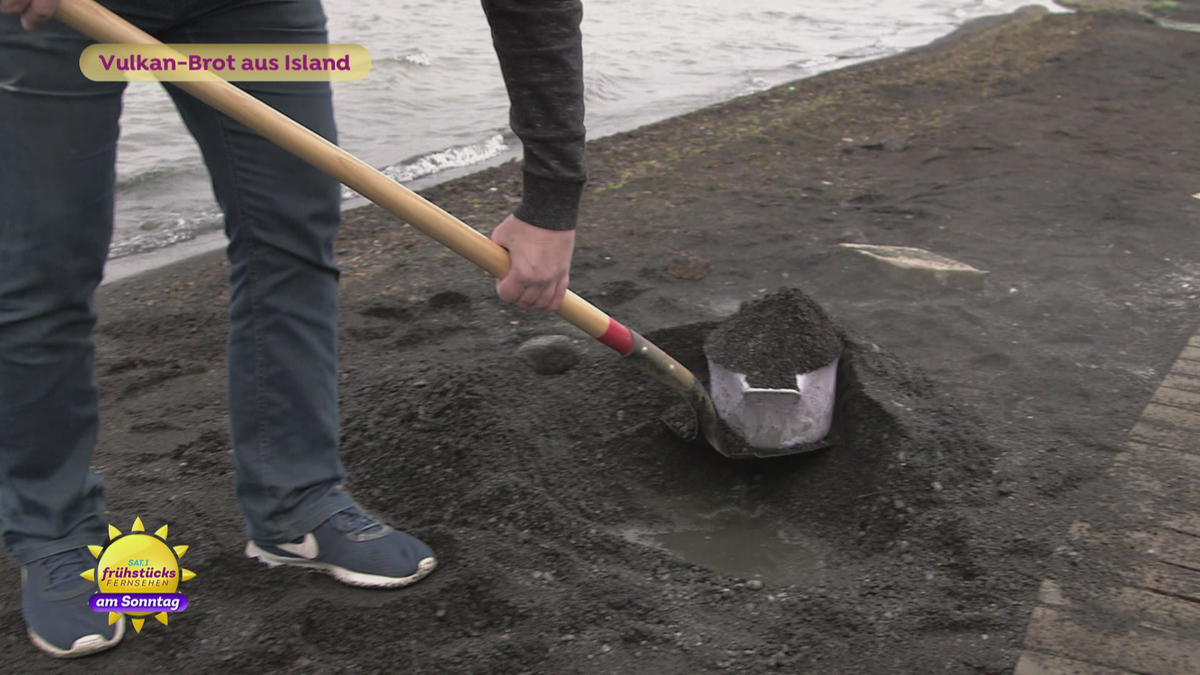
[600,294,998,584]
[621,494,833,586]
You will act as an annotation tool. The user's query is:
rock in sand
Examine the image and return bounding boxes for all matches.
[517,335,581,375]
[837,243,987,290]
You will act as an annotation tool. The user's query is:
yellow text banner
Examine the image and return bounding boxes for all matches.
[80,44,371,82]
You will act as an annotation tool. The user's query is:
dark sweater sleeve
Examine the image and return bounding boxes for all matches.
[481,0,587,231]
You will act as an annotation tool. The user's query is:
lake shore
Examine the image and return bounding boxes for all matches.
[5,5,1200,673]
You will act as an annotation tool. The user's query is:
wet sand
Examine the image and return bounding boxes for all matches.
[4,6,1200,674]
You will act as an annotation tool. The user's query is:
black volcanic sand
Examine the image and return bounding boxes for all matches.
[705,287,843,389]
[664,287,844,457]
[5,8,1200,674]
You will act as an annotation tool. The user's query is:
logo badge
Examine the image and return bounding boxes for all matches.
[80,517,196,633]
[277,533,319,559]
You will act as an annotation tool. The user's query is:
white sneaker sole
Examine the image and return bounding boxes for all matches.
[28,615,125,659]
[244,541,438,588]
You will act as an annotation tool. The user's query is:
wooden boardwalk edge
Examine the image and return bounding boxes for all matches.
[1013,330,1200,675]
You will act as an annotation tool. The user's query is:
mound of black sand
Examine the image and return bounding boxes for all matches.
[704,287,843,388]
[647,321,999,545]
[36,305,1026,675]
[297,317,1023,674]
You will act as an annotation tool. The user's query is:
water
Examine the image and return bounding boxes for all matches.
[108,0,1063,262]
[623,494,832,585]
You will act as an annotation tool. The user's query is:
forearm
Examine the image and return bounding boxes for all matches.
[482,0,586,231]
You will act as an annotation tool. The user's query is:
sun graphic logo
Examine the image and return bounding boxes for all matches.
[79,517,196,633]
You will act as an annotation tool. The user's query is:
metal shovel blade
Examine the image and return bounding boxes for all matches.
[706,357,839,458]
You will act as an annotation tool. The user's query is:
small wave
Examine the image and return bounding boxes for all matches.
[115,165,185,194]
[379,50,432,67]
[340,133,510,200]
[833,42,900,62]
[584,71,628,103]
[111,135,510,257]
[737,76,772,96]
[109,210,225,259]
[761,10,812,22]
[785,54,839,74]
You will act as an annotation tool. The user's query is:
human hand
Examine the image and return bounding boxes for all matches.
[0,0,61,30]
[490,214,575,312]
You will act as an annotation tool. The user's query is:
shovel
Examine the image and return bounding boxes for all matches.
[53,0,835,459]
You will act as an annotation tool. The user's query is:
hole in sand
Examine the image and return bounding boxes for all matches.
[598,290,997,587]
[621,493,832,585]
[341,287,1003,611]
[608,311,848,586]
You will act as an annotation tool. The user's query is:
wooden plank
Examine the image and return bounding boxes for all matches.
[1110,585,1200,632]
[1139,561,1200,603]
[1038,580,1071,607]
[1173,359,1200,378]
[1179,346,1200,363]
[1014,652,1137,675]
[1161,373,1200,394]
[1141,403,1200,430]
[1149,529,1200,572]
[1163,514,1200,537]
[1024,606,1200,675]
[1128,422,1191,453]
[1128,406,1200,454]
[1112,443,1200,510]
[1188,335,1200,349]
[1151,386,1200,413]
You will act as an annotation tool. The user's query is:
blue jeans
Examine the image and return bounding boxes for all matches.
[0,0,353,565]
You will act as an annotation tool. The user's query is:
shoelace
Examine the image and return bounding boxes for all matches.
[41,548,89,591]
[329,507,386,537]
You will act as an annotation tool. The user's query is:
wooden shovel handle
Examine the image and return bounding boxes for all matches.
[54,0,637,354]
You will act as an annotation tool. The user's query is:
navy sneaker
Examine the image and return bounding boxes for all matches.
[244,505,437,588]
[21,548,125,658]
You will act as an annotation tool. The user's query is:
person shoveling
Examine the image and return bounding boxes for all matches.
[49,0,844,461]
[48,0,844,464]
